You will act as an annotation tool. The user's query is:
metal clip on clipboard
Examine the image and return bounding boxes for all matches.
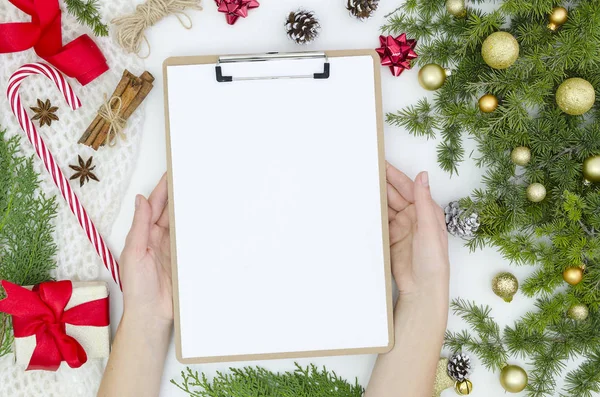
[215,52,330,82]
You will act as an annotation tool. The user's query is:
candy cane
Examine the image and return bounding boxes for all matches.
[7,63,121,290]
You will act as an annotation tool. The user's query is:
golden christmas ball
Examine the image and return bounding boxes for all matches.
[492,272,519,303]
[479,94,498,113]
[548,6,568,31]
[527,183,546,203]
[481,32,520,69]
[511,147,531,166]
[556,77,595,115]
[568,303,589,321]
[433,358,456,397]
[418,64,447,91]
[455,379,473,395]
[500,365,528,393]
[446,0,466,17]
[563,266,584,286]
[583,155,600,183]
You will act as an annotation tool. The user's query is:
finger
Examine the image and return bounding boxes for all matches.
[388,206,398,222]
[124,195,152,261]
[148,173,168,224]
[435,203,447,231]
[386,162,415,203]
[414,172,440,235]
[387,182,410,212]
[389,207,415,245]
[157,205,170,229]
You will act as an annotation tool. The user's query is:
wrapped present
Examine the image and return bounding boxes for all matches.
[0,280,110,371]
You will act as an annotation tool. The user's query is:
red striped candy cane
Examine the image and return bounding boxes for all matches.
[7,63,121,290]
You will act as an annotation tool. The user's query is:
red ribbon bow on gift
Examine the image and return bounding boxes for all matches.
[0,0,108,86]
[0,280,109,371]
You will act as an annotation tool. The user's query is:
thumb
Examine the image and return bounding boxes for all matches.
[414,172,438,234]
[124,195,152,260]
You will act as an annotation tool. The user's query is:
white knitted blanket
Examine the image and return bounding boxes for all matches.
[0,1,144,396]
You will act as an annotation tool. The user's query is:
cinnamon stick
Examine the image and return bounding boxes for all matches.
[91,73,155,149]
[79,71,136,144]
[118,72,154,121]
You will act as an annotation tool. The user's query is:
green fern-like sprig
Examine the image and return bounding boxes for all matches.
[0,130,58,357]
[171,363,364,397]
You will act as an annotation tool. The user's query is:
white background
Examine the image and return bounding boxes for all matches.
[103,1,584,396]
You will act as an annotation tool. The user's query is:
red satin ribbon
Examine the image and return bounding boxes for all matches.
[0,280,110,371]
[0,0,108,86]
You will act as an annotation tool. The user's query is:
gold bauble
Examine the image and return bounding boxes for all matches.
[563,266,584,286]
[433,358,456,397]
[446,0,466,17]
[511,147,531,166]
[556,78,595,115]
[479,94,498,113]
[492,272,519,303]
[583,155,600,183]
[548,6,568,31]
[568,303,589,321]
[455,379,473,395]
[500,365,528,393]
[527,183,547,203]
[418,64,447,91]
[481,32,520,69]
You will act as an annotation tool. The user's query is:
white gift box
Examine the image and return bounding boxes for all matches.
[14,281,110,369]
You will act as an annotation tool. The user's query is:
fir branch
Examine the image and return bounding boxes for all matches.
[504,323,547,359]
[449,299,509,370]
[492,232,539,266]
[500,0,554,18]
[457,10,504,56]
[386,98,438,138]
[64,0,109,37]
[562,349,600,397]
[171,364,364,397]
[384,1,600,395]
[526,343,568,397]
[437,124,464,174]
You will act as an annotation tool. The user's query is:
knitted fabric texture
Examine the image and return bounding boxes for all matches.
[0,1,144,395]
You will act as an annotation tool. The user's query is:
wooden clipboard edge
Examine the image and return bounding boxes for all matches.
[163,49,394,365]
[163,57,184,363]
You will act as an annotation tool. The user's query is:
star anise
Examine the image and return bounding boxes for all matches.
[30,99,59,127]
[69,156,100,187]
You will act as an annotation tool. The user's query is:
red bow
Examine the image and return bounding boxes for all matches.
[216,0,260,25]
[376,34,418,77]
[0,0,108,86]
[0,280,110,371]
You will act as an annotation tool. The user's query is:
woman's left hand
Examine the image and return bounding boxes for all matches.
[120,173,173,326]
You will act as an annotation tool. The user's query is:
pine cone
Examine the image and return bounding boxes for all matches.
[347,0,379,19]
[286,10,320,45]
[445,201,480,238]
[447,353,472,382]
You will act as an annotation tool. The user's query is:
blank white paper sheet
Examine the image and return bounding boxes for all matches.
[165,53,392,363]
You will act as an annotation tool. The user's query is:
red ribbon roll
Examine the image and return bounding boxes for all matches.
[0,280,110,371]
[0,0,109,86]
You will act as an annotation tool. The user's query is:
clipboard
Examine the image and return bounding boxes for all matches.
[163,50,394,364]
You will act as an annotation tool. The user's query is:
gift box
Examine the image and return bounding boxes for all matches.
[0,280,110,371]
